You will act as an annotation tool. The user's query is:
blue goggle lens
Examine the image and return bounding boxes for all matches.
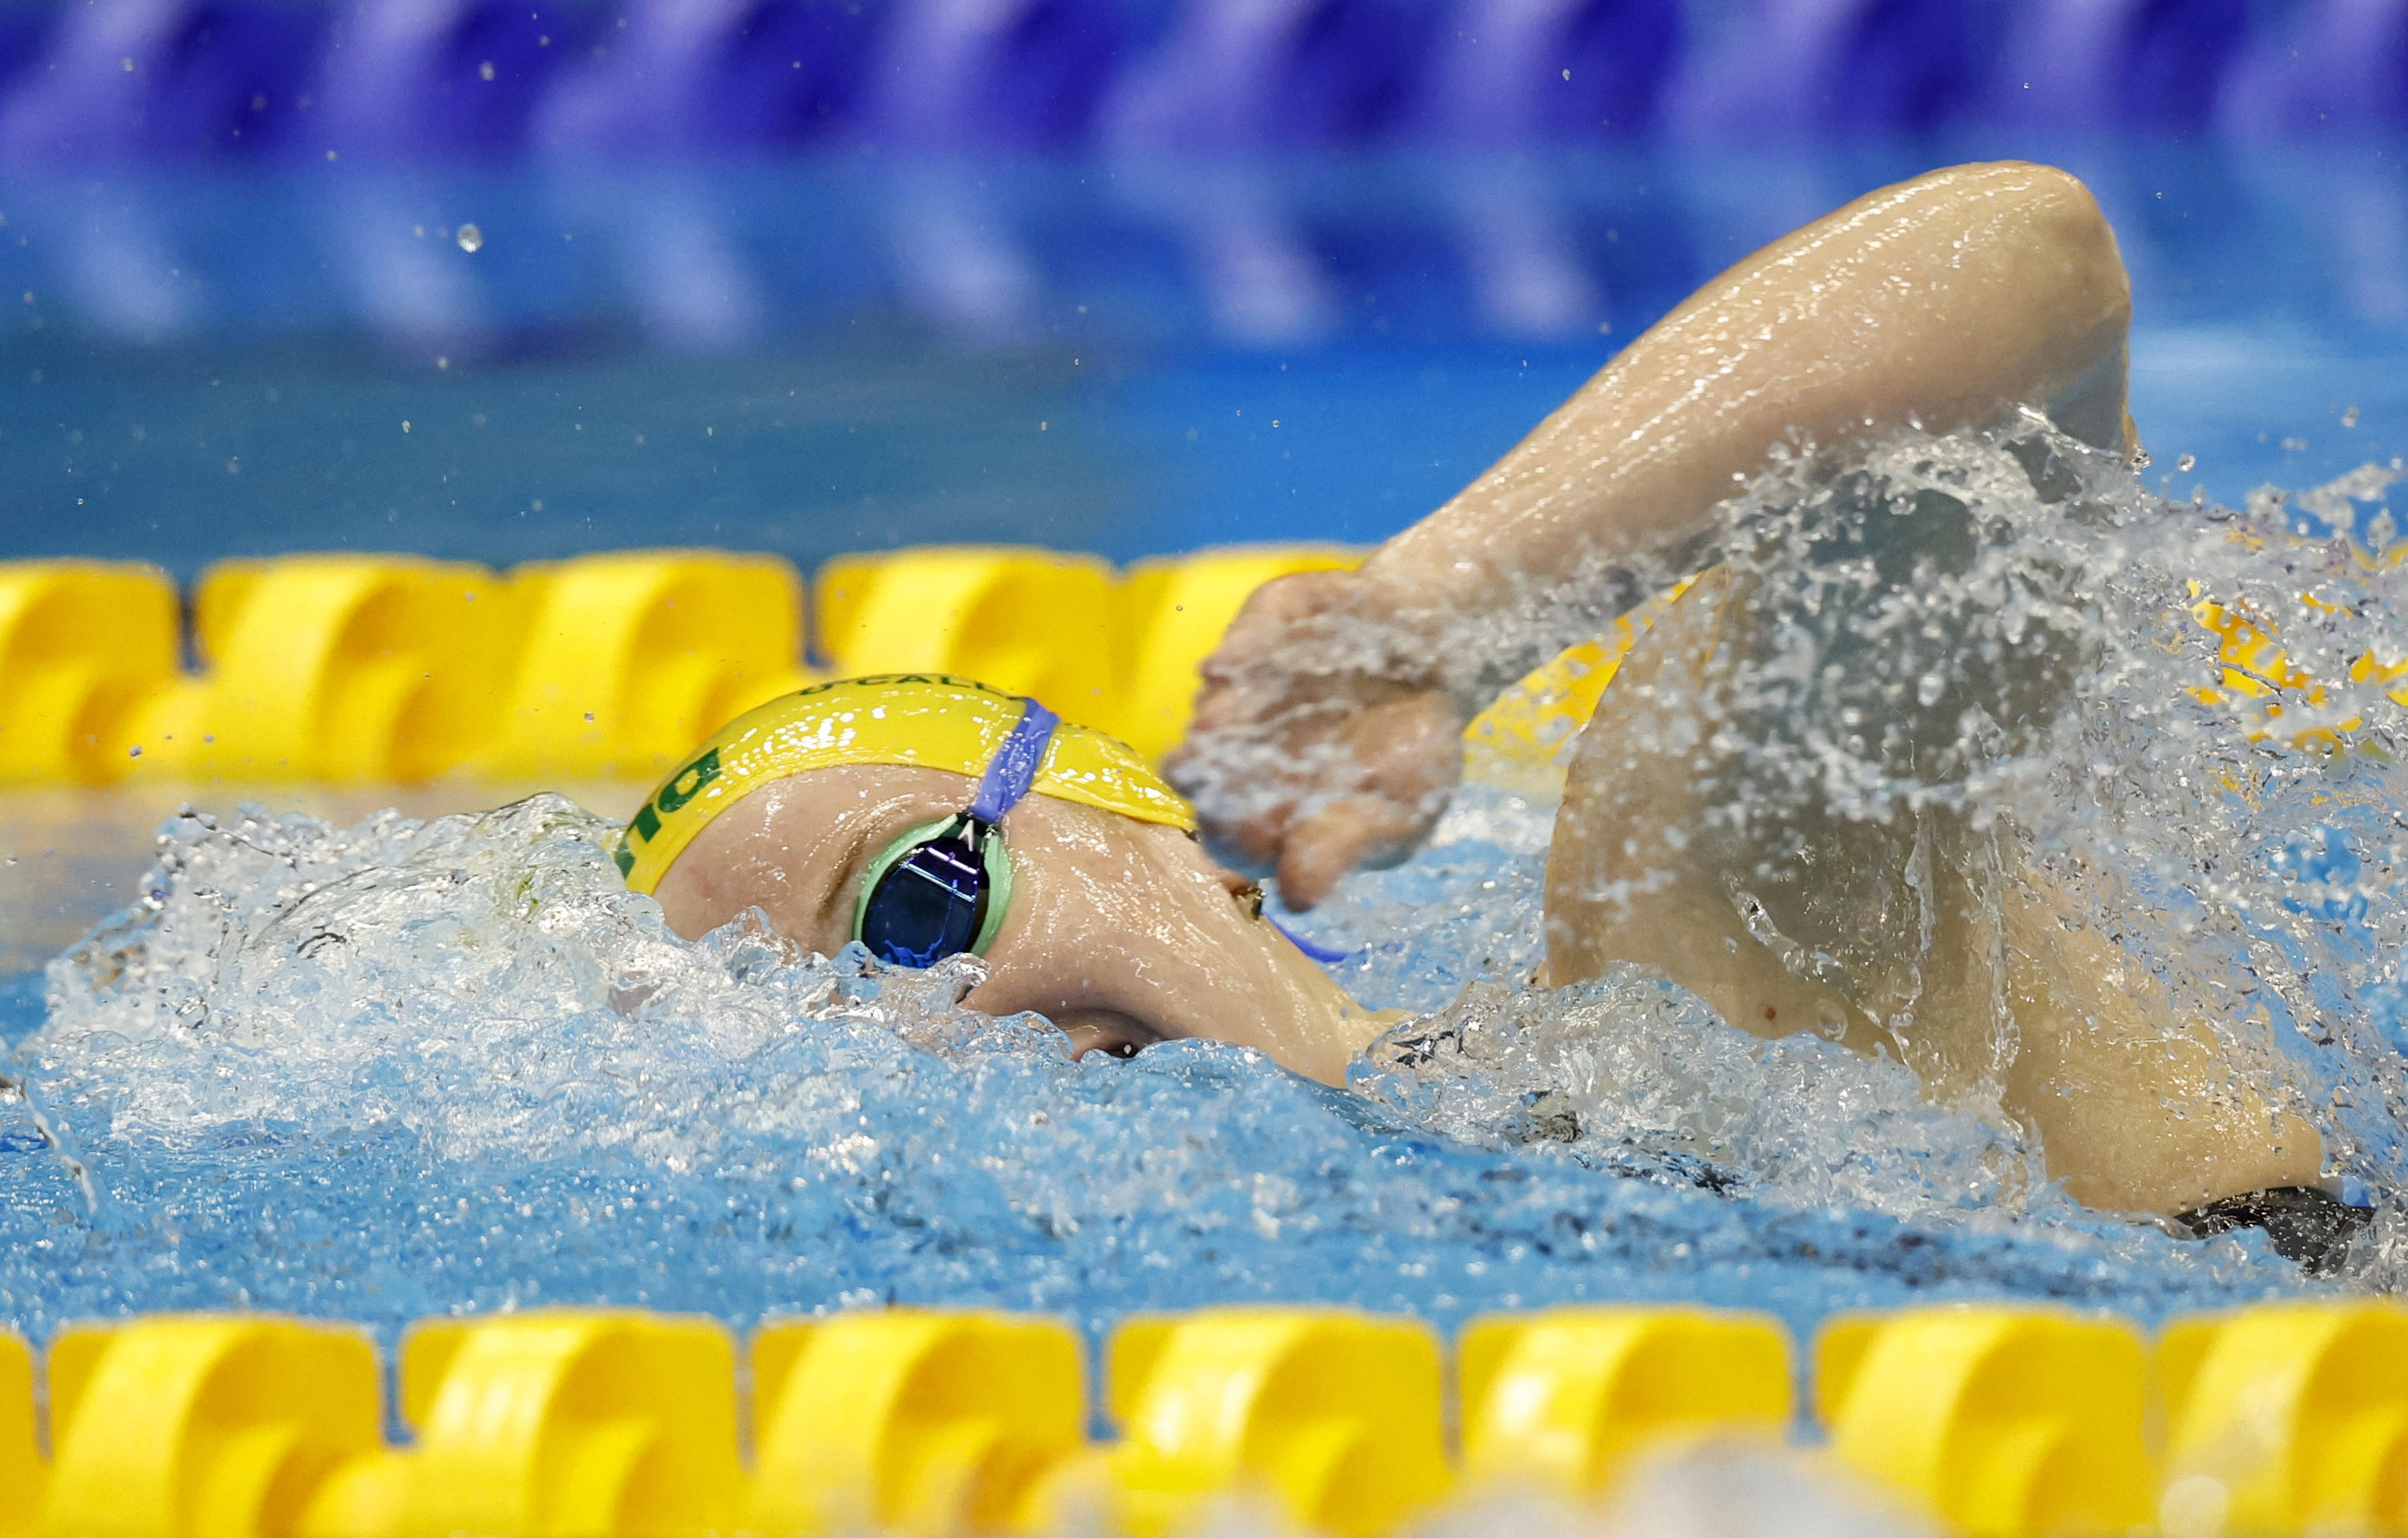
[860,822,991,968]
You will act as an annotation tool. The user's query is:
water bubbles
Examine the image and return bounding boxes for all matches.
[2346,405,2362,429]
[2176,453,2197,473]
[456,224,484,254]
[14,420,2407,1347]
[1348,956,2040,1218]
[1351,421,2408,1253]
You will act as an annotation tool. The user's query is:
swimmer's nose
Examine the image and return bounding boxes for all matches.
[1216,870,1266,917]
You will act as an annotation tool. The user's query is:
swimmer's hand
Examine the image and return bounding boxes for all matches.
[1166,568,1465,910]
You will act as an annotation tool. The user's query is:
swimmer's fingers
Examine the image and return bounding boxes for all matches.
[1173,569,1463,892]
[1178,684,1464,893]
[1273,690,1464,909]
[1186,569,1366,730]
[1278,799,1414,910]
[1167,575,1352,861]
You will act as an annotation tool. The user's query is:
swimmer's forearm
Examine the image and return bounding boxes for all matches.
[1361,162,2132,642]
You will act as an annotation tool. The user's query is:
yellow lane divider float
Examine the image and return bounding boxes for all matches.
[1458,1304,1791,1499]
[0,561,183,785]
[4,1302,2408,1537]
[0,547,1371,788]
[1057,1310,1447,1538]
[746,1311,1081,1537]
[1,548,2396,791]
[144,556,508,783]
[2159,1300,2408,1537]
[484,552,814,782]
[1818,1306,2152,1537]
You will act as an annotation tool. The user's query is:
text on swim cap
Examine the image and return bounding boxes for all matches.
[615,746,723,876]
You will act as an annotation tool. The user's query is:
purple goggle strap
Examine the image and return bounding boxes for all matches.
[971,695,1352,963]
[968,697,1061,824]
[1270,916,1353,964]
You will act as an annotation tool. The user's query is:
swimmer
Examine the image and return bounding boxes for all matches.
[633,162,2366,1267]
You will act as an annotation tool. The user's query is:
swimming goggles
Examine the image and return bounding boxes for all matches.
[853,695,1058,968]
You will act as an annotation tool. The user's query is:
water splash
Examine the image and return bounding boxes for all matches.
[10,421,2401,1352]
[1283,421,2408,1257]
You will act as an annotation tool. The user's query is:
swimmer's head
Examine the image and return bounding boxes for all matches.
[625,675,1391,1083]
[616,674,1194,899]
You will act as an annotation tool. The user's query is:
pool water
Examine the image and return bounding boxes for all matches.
[2,140,2405,577]
[6,138,2408,1363]
[12,426,2408,1363]
[0,783,2329,1358]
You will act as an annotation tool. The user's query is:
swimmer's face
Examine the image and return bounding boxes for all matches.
[649,764,1388,1085]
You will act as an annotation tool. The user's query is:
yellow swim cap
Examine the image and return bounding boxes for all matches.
[616,673,1196,894]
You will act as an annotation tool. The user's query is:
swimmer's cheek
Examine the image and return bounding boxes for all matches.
[650,864,732,943]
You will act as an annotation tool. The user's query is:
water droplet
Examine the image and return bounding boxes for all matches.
[127,744,142,758]
[2344,405,2361,428]
[478,60,495,81]
[2176,453,2196,473]
[584,711,596,722]
[456,223,483,253]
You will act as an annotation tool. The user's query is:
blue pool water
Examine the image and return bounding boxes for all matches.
[13,421,2408,1359]
[2,141,2406,576]
[0,783,2341,1357]
[6,139,2408,1360]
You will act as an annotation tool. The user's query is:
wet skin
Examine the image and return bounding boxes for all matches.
[1171,159,2329,1217]
[650,763,1393,1085]
[1173,161,2139,906]
[656,162,2325,1220]
[1544,569,2326,1215]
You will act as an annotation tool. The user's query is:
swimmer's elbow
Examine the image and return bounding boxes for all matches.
[1935,161,2128,316]
[2006,163,2131,321]
[1954,162,2132,446]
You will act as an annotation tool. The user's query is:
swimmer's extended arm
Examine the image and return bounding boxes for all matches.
[1173,160,2135,907]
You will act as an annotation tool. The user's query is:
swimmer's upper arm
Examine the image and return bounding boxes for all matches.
[1365,162,2135,621]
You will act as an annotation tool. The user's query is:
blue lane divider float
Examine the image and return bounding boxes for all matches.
[0,139,2398,367]
[318,0,607,159]
[538,0,881,155]
[0,0,2396,162]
